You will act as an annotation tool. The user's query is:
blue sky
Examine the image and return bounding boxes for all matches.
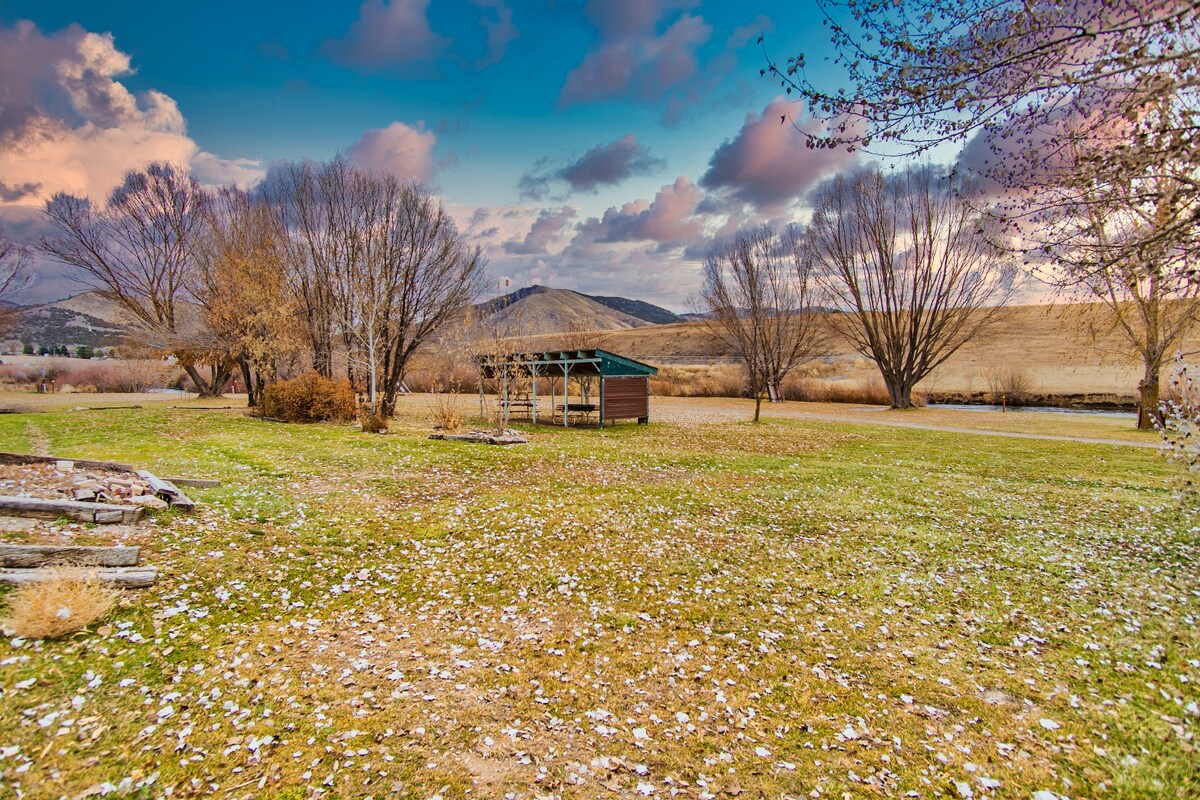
[0,0,866,310]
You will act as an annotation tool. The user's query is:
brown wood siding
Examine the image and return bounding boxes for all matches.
[602,376,649,420]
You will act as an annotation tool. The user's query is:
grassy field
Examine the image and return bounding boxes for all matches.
[0,396,1196,799]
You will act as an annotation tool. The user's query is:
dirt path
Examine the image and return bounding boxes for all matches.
[656,400,1160,449]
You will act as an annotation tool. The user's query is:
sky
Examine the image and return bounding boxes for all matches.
[0,0,885,311]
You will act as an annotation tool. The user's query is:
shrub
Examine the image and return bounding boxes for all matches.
[60,361,180,393]
[984,365,1035,405]
[782,376,896,405]
[428,386,465,432]
[0,570,118,639]
[360,412,389,433]
[261,372,356,423]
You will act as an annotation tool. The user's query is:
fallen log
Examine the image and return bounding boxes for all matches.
[0,566,158,588]
[165,477,220,488]
[0,452,135,473]
[0,543,140,568]
[0,496,144,524]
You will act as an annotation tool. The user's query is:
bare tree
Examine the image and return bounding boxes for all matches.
[699,225,829,422]
[267,160,347,379]
[765,0,1199,276]
[192,187,304,407]
[280,162,486,418]
[37,162,232,396]
[808,166,1015,409]
[0,232,29,335]
[1035,146,1200,428]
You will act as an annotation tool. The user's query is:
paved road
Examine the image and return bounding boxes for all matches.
[656,401,1160,449]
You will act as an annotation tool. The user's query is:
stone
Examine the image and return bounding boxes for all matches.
[129,494,168,510]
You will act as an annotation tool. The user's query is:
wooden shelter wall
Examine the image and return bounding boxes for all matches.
[603,377,649,420]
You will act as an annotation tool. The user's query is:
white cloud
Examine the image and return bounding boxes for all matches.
[345,121,438,183]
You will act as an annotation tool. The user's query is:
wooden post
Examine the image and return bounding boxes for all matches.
[562,364,570,426]
[531,363,538,423]
[598,377,604,430]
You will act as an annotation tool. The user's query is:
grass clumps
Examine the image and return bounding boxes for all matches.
[0,570,118,639]
[260,371,356,423]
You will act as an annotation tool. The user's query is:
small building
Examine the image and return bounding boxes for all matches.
[477,348,658,428]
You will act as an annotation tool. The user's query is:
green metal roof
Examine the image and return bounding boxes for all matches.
[478,348,658,377]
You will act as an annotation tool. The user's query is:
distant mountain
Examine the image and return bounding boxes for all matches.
[6,291,203,350]
[475,285,655,336]
[475,285,682,335]
[586,294,681,325]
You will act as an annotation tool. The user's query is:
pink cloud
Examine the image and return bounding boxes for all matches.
[559,0,711,106]
[345,121,437,183]
[575,176,704,249]
[504,207,577,255]
[323,0,450,72]
[0,21,262,207]
[701,98,858,209]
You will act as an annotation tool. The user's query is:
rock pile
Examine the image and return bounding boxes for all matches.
[0,462,168,509]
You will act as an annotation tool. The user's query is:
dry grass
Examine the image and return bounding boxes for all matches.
[0,569,118,639]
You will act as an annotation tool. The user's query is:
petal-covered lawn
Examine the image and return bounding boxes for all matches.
[0,401,1194,799]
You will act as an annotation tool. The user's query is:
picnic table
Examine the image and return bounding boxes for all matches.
[555,402,597,424]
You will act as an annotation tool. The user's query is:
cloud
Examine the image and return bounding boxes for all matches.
[471,0,517,69]
[503,207,577,255]
[345,121,438,183]
[559,0,711,107]
[0,20,264,206]
[701,97,858,209]
[519,134,664,199]
[574,176,704,250]
[0,181,41,202]
[323,0,450,73]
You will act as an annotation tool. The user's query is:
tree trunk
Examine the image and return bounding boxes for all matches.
[199,363,232,399]
[1137,360,1162,430]
[183,364,212,397]
[885,375,914,410]
[753,394,762,423]
[239,359,257,407]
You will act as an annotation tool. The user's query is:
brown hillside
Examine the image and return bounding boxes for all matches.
[485,287,652,336]
[525,303,1199,400]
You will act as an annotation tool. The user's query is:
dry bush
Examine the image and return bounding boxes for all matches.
[360,412,389,434]
[261,372,356,423]
[650,365,746,398]
[0,570,118,639]
[783,376,898,405]
[428,388,465,432]
[984,365,1035,404]
[0,364,41,386]
[404,361,480,394]
[61,361,181,393]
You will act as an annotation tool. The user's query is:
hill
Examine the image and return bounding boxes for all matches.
[8,291,142,349]
[474,285,678,336]
[6,291,206,351]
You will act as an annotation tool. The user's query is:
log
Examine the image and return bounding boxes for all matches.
[0,452,134,473]
[0,543,140,568]
[0,496,144,524]
[164,477,221,488]
[0,566,158,588]
[136,470,196,512]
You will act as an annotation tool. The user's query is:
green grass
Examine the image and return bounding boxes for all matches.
[0,404,1195,799]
